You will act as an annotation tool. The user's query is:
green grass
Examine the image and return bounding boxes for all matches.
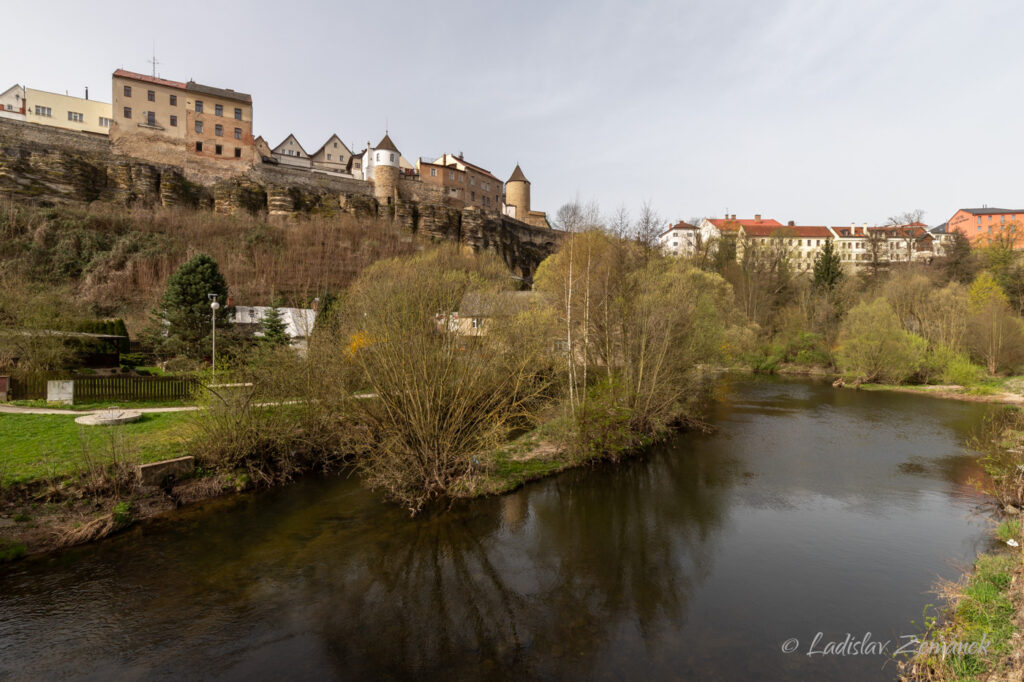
[996,518,1021,543]
[0,411,195,486]
[908,551,1019,680]
[0,539,27,563]
[9,399,196,411]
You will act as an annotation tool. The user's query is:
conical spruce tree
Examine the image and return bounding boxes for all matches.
[261,302,290,347]
[813,239,844,292]
[157,254,230,358]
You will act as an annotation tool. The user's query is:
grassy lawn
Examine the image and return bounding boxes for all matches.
[0,412,195,486]
[8,399,197,411]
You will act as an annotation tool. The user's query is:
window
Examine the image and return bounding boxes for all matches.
[34,106,52,117]
[390,153,395,162]
[215,144,222,155]
[234,107,241,120]
[170,94,177,106]
[215,104,223,117]
[234,127,241,139]
[327,153,332,160]
[147,90,155,102]
[375,152,380,162]
[98,117,112,127]
[195,120,203,133]
[169,115,177,126]
[471,177,475,186]
[195,141,203,152]
[123,85,132,97]
[123,106,132,119]
[472,317,483,330]
[215,124,223,137]
[471,191,475,201]
[333,142,337,148]
[146,111,155,126]
[234,147,241,158]
[430,168,437,177]
[449,171,455,180]
[195,100,203,113]
[67,111,83,122]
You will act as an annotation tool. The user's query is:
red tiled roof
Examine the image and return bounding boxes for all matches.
[709,217,783,231]
[113,69,186,90]
[742,224,831,238]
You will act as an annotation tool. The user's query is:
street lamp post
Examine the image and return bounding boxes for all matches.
[208,294,220,384]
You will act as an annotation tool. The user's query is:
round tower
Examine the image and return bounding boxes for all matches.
[505,164,531,221]
[372,132,401,205]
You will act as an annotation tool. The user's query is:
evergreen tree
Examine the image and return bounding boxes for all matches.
[813,238,843,292]
[157,254,229,358]
[261,302,290,347]
[943,230,976,285]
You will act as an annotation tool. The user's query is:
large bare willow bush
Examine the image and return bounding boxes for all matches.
[320,247,557,512]
[534,231,750,455]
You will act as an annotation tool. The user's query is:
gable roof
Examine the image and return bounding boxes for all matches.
[0,84,24,99]
[113,69,187,90]
[311,134,351,159]
[375,133,399,153]
[658,220,699,238]
[508,164,529,183]
[271,134,308,156]
[185,80,251,104]
[741,224,832,238]
[709,217,783,231]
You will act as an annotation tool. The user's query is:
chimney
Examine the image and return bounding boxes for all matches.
[850,222,855,229]
[788,220,795,227]
[85,86,89,100]
[730,214,736,220]
[755,214,761,222]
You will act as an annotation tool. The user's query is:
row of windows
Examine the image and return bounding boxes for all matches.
[194,120,243,138]
[195,101,243,120]
[122,85,243,119]
[195,142,242,158]
[977,214,1017,226]
[33,106,52,117]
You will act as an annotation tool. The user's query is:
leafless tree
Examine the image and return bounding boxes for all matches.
[634,200,662,251]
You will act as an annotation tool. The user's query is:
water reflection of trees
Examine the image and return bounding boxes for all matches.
[300,441,741,680]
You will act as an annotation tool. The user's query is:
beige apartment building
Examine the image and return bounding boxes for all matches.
[23,88,111,135]
[111,69,255,169]
[111,70,187,160]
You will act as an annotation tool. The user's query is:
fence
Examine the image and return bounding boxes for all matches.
[73,377,201,403]
[6,375,200,402]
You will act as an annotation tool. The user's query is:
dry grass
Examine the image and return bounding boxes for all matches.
[0,202,420,330]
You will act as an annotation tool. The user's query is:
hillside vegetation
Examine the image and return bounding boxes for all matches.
[0,202,418,331]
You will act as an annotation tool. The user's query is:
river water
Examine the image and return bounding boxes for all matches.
[0,378,998,680]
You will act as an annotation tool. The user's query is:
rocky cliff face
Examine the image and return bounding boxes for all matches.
[0,118,562,281]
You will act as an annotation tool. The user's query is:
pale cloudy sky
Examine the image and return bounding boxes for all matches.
[5,0,1023,227]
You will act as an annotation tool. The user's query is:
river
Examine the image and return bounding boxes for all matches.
[0,378,998,680]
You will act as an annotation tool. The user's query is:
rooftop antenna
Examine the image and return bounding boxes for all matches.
[148,42,160,78]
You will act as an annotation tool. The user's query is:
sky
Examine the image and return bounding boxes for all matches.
[4,0,1023,227]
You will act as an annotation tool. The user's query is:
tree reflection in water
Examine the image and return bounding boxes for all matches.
[293,440,740,680]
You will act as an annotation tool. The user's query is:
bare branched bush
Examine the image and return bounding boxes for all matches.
[322,247,556,513]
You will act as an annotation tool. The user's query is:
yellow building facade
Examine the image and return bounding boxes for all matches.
[24,88,112,135]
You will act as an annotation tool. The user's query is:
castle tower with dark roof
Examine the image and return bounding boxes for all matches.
[372,132,401,206]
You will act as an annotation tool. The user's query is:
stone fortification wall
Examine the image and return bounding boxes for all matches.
[0,118,563,282]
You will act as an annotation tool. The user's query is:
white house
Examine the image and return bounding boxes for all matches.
[0,84,26,121]
[658,220,702,256]
[310,134,354,176]
[271,134,312,169]
[229,306,317,350]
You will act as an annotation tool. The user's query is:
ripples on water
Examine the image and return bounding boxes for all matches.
[0,378,996,681]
